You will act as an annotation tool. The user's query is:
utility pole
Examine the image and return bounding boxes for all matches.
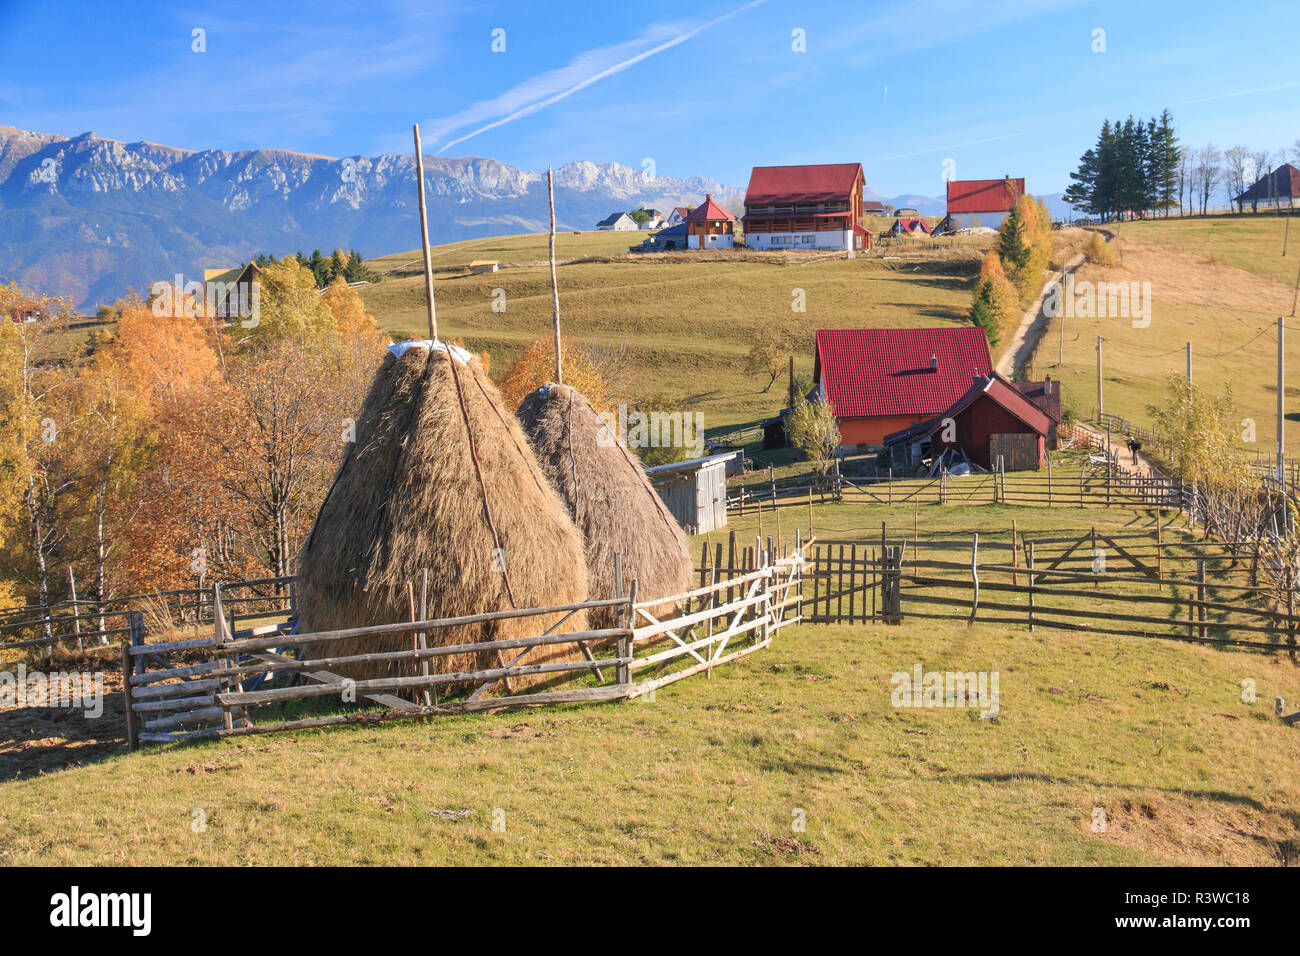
[548,167,562,384]
[1186,341,1192,382]
[412,124,437,341]
[1096,335,1104,420]
[1278,316,1285,483]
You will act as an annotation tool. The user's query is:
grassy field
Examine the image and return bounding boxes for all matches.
[3,495,1298,866]
[360,231,989,431]
[6,217,1299,867]
[1024,215,1299,454]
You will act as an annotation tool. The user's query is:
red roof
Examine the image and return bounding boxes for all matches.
[946,178,1025,214]
[685,195,735,222]
[814,327,993,419]
[745,163,864,205]
[893,217,930,234]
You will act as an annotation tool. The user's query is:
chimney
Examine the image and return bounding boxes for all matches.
[705,193,713,202]
[930,354,938,371]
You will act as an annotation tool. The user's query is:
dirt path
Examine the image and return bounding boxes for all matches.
[996,252,1086,379]
[1072,420,1160,478]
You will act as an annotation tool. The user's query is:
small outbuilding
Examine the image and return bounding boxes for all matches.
[469,260,499,274]
[883,371,1052,473]
[645,450,741,534]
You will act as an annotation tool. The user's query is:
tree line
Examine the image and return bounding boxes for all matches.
[253,248,372,288]
[0,266,385,630]
[1065,110,1299,218]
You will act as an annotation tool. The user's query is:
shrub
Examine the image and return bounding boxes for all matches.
[1083,231,1115,267]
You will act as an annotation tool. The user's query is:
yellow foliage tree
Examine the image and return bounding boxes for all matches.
[497,339,612,412]
[242,259,335,345]
[322,276,386,346]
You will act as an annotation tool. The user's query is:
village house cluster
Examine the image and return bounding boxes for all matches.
[596,162,1034,255]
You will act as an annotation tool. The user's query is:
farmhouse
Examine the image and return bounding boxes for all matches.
[665,206,692,227]
[1233,163,1300,213]
[813,327,994,450]
[685,194,736,249]
[941,177,1025,231]
[203,262,259,319]
[883,371,1052,473]
[7,298,43,323]
[635,208,665,229]
[863,199,887,217]
[596,212,637,231]
[742,163,872,252]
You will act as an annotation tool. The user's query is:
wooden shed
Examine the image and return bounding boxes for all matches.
[644,451,740,535]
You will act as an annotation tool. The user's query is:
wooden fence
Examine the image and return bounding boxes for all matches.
[122,548,808,748]
[800,530,1300,653]
[0,577,294,655]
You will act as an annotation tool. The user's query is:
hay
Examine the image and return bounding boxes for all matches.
[517,384,693,629]
[295,344,590,684]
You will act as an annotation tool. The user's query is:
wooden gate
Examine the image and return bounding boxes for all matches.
[989,433,1039,472]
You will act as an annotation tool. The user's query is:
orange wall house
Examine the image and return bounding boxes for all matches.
[837,414,933,447]
[813,328,995,451]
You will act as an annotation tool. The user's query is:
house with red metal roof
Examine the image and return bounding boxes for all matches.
[742,163,871,252]
[941,177,1026,231]
[812,327,994,449]
[685,194,736,249]
[883,371,1052,472]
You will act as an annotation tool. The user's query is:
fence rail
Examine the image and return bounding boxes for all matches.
[122,547,808,749]
[800,532,1299,653]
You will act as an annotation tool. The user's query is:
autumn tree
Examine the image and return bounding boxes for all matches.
[63,351,154,634]
[240,259,335,346]
[745,326,801,393]
[0,285,78,624]
[785,392,840,474]
[497,338,613,411]
[321,275,386,346]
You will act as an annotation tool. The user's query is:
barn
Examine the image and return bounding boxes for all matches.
[813,327,994,450]
[883,371,1052,473]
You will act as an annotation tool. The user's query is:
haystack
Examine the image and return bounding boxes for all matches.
[295,341,591,685]
[517,383,693,630]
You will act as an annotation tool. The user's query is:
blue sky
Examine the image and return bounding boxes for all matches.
[1,0,1297,196]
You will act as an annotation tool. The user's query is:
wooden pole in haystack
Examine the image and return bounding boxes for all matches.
[412,124,437,341]
[549,168,563,384]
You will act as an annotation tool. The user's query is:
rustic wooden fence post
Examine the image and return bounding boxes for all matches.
[1196,559,1207,639]
[1027,542,1036,633]
[121,640,139,752]
[967,533,980,625]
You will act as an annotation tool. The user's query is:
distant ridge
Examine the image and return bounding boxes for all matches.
[0,126,742,308]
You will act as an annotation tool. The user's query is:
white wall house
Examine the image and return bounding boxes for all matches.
[596,212,637,231]
[745,229,853,251]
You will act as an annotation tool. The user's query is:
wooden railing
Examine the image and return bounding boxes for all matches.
[122,549,808,748]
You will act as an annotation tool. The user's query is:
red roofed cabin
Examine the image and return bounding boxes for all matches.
[942,176,1025,231]
[883,371,1051,473]
[813,327,994,450]
[685,194,736,249]
[743,163,871,252]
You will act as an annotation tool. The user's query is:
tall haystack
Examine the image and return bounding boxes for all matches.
[517,383,693,629]
[295,341,591,684]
